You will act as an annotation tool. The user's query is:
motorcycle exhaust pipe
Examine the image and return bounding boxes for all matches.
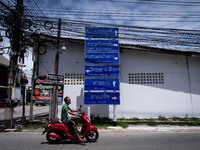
[49,133,61,140]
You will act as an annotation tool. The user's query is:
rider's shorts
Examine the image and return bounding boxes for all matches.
[67,120,79,135]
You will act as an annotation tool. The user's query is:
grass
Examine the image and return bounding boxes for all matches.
[158,115,168,121]
[147,118,158,126]
[22,123,45,130]
[21,116,200,130]
[117,117,140,121]
[117,121,129,128]
[92,117,128,129]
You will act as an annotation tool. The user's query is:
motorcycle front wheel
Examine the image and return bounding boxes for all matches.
[85,130,99,142]
[46,129,61,144]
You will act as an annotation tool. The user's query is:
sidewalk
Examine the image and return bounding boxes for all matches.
[98,125,200,133]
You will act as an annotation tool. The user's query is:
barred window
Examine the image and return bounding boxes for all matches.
[129,73,164,84]
[64,74,84,85]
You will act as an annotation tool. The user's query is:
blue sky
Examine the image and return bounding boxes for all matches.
[33,0,200,30]
[1,0,200,70]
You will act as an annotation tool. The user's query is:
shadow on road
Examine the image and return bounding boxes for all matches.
[40,140,87,146]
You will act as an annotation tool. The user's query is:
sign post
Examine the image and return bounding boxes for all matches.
[84,27,120,122]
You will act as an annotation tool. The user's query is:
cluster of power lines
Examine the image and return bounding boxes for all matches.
[96,0,200,7]
[0,0,200,52]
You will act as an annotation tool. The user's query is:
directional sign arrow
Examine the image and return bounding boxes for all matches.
[115,30,118,36]
[114,57,119,60]
[113,81,116,87]
[112,96,118,100]
[86,70,90,73]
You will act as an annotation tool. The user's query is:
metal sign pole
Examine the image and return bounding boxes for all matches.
[49,89,52,121]
[113,105,117,122]
[55,88,58,119]
[87,106,91,120]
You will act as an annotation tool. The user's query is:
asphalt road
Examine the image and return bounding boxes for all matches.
[1,132,200,150]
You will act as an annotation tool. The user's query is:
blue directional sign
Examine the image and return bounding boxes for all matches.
[85,65,119,77]
[84,27,120,105]
[85,40,119,51]
[85,52,119,64]
[85,27,119,39]
[84,78,119,91]
[84,92,120,104]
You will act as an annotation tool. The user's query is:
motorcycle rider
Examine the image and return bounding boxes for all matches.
[61,96,85,143]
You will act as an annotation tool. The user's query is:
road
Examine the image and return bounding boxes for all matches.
[0,105,49,121]
[0,132,200,150]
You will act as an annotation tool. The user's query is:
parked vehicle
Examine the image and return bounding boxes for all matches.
[35,99,49,106]
[0,99,18,108]
[42,105,99,144]
[0,99,6,108]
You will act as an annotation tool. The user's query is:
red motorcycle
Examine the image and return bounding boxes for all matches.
[42,106,99,144]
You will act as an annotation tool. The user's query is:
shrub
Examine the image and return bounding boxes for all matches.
[147,118,158,126]
[158,115,168,121]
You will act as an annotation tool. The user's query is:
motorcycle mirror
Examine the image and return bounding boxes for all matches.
[79,105,82,112]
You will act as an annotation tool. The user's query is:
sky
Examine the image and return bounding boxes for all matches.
[1,0,200,70]
[34,0,200,30]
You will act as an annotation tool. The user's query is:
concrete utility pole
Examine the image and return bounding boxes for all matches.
[4,0,24,128]
[51,18,61,119]
[29,56,36,121]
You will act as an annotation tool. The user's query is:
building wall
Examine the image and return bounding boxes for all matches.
[38,43,200,118]
[117,49,195,118]
[188,57,200,116]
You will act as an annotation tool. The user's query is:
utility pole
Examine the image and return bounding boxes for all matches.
[51,18,61,119]
[4,0,24,128]
[29,54,36,121]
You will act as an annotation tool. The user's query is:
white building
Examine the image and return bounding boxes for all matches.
[36,37,200,119]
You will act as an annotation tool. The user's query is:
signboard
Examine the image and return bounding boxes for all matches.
[85,40,119,51]
[47,73,64,85]
[84,27,120,105]
[32,76,63,103]
[85,52,119,64]
[85,27,119,39]
[33,85,63,102]
[84,78,119,91]
[85,65,119,77]
[84,92,120,104]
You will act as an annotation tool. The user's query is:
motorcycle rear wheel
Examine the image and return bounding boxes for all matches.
[85,130,99,142]
[46,129,61,144]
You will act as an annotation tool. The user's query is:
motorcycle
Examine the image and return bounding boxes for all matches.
[42,105,99,144]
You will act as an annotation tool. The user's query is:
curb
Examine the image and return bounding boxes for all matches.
[17,125,200,133]
[99,125,200,133]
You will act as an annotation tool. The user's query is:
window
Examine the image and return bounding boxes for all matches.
[129,73,164,84]
[64,73,84,85]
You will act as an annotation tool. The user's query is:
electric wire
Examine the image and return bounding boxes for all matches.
[97,0,200,7]
[1,0,200,51]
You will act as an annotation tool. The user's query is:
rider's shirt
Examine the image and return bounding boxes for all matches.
[61,104,71,124]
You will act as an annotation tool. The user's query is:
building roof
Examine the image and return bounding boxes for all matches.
[36,34,200,56]
[0,55,9,67]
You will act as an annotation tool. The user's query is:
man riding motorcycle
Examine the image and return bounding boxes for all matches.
[61,96,85,143]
